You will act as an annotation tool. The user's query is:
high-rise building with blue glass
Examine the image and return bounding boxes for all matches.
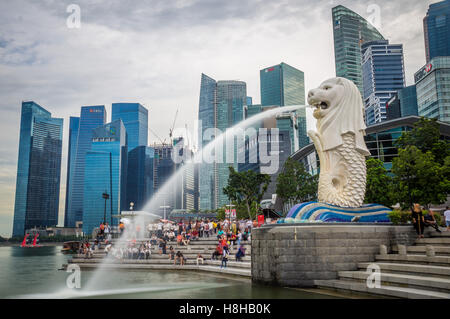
[64,117,80,227]
[260,62,307,150]
[424,0,450,63]
[112,103,148,152]
[386,85,419,121]
[332,5,385,95]
[126,146,154,211]
[198,74,218,211]
[13,102,63,237]
[361,40,406,125]
[216,80,247,208]
[82,120,127,235]
[197,74,247,209]
[66,106,106,228]
[415,56,450,123]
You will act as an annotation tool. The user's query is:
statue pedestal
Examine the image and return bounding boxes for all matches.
[280,201,391,223]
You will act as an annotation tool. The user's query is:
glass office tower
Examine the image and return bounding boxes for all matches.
[126,146,154,211]
[361,40,406,125]
[216,80,247,208]
[66,106,106,228]
[82,120,127,235]
[13,101,63,236]
[386,85,419,121]
[112,103,148,152]
[415,56,450,123]
[260,62,307,150]
[64,117,80,227]
[198,74,217,211]
[332,5,385,95]
[424,0,450,63]
[197,74,247,209]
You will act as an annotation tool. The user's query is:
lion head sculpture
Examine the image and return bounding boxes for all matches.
[307,77,370,156]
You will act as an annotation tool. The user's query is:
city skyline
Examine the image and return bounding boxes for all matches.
[0,0,435,237]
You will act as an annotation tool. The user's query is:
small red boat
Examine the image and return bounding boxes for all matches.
[21,233,42,248]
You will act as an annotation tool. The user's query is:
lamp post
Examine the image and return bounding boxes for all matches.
[102,192,110,224]
[160,199,170,220]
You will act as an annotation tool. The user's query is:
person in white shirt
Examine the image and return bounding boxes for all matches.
[444,206,450,231]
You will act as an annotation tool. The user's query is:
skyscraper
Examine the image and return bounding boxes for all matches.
[64,117,80,227]
[361,40,406,125]
[13,102,63,236]
[415,56,450,123]
[197,74,247,209]
[216,80,247,208]
[111,103,148,151]
[332,5,385,94]
[82,120,127,235]
[66,105,106,228]
[260,62,307,150]
[126,146,155,211]
[424,0,450,63]
[198,74,216,211]
[386,85,419,121]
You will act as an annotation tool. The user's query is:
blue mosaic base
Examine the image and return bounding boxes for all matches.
[278,201,391,224]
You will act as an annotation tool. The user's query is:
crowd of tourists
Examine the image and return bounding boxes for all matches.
[80,218,255,267]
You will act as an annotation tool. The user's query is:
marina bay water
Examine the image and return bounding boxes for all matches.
[0,246,339,299]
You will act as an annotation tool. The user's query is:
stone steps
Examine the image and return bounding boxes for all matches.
[338,270,450,293]
[375,254,450,267]
[64,262,251,277]
[72,253,251,262]
[391,245,450,256]
[313,234,450,299]
[415,237,450,246]
[358,262,450,278]
[314,280,450,299]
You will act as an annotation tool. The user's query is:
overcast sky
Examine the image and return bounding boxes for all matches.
[0,0,434,237]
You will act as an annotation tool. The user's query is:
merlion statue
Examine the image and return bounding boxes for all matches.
[307,77,370,208]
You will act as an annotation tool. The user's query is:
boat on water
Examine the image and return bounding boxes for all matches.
[20,233,42,248]
[61,241,81,254]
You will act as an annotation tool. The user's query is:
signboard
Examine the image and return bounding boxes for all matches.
[257,214,265,227]
[225,209,236,219]
[414,63,433,83]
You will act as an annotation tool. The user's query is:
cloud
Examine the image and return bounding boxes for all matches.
[0,0,434,237]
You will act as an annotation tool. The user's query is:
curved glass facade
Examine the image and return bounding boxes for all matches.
[332,5,385,95]
[13,102,63,236]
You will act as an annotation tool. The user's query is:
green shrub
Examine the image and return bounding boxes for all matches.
[388,210,412,224]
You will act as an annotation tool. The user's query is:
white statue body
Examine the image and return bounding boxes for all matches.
[307,77,370,208]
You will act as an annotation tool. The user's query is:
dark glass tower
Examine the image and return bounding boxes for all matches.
[126,146,154,211]
[82,120,127,235]
[424,0,450,63]
[198,74,217,211]
[260,62,307,150]
[112,103,148,152]
[64,117,80,227]
[361,40,406,125]
[66,106,106,228]
[332,5,385,94]
[13,102,63,236]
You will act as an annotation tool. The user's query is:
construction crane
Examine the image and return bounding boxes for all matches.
[149,127,167,146]
[169,109,179,142]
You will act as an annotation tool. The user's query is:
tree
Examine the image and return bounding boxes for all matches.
[276,158,318,205]
[396,117,449,165]
[223,166,271,219]
[391,146,449,209]
[364,158,394,207]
